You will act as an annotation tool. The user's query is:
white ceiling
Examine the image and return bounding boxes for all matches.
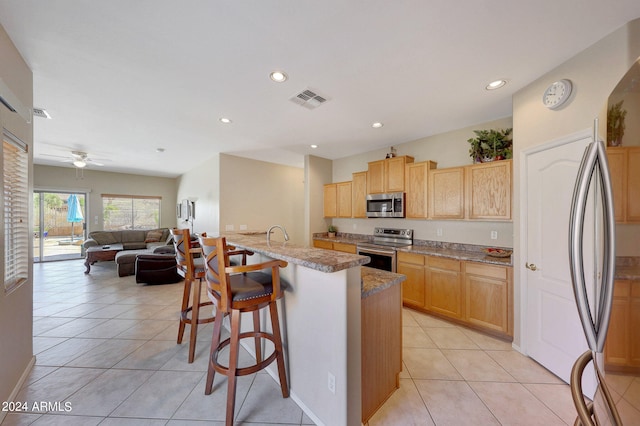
[1,1,640,177]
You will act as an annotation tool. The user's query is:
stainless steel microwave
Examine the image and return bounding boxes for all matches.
[366,192,405,218]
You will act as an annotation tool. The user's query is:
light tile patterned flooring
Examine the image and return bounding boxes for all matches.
[2,259,639,425]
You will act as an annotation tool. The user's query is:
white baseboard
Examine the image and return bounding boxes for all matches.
[0,355,36,424]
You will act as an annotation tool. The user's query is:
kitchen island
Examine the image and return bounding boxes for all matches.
[222,233,404,426]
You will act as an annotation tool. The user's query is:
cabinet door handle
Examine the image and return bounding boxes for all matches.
[525,262,538,271]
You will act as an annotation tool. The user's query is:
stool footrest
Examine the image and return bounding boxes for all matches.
[180,301,215,325]
[211,332,280,377]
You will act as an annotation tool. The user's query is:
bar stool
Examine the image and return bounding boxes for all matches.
[169,228,213,363]
[199,235,289,426]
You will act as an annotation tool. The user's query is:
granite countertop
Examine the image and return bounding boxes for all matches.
[224,233,369,273]
[398,245,513,266]
[361,266,405,299]
[313,235,370,245]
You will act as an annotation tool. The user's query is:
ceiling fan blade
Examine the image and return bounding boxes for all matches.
[40,153,70,160]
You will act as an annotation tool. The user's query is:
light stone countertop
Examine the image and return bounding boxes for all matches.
[398,246,513,266]
[223,232,369,273]
[361,266,405,298]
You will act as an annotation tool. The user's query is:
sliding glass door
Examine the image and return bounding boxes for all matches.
[33,191,86,262]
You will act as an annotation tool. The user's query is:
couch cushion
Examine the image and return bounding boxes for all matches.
[91,232,119,245]
[145,229,164,243]
[123,242,148,250]
[121,230,146,243]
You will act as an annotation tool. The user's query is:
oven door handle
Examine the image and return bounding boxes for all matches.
[358,247,395,256]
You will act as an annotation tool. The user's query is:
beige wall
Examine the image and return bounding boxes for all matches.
[0,23,33,412]
[512,18,640,347]
[220,154,305,245]
[305,155,333,245]
[331,117,514,247]
[176,153,220,235]
[34,165,178,233]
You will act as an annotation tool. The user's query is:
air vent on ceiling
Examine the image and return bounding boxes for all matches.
[33,107,51,119]
[289,88,328,109]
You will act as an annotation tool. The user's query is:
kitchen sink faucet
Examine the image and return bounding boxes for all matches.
[267,225,289,244]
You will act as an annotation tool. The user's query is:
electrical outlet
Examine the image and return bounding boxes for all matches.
[491,231,498,240]
[327,372,336,394]
[225,224,234,231]
[437,228,443,237]
[239,224,247,230]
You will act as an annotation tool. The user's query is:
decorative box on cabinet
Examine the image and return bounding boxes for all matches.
[406,160,437,219]
[367,155,414,194]
[352,171,367,218]
[429,167,465,219]
[466,160,512,220]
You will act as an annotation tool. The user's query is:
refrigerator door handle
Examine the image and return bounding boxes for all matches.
[568,120,616,353]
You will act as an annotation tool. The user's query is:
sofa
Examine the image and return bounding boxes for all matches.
[83,228,176,277]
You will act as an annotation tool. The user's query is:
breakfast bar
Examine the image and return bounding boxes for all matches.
[222,233,404,426]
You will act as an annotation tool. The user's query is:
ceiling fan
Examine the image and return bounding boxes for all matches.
[41,150,106,168]
[69,151,103,168]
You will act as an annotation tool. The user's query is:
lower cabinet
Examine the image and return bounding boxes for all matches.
[398,251,513,339]
[604,279,640,373]
[312,239,357,254]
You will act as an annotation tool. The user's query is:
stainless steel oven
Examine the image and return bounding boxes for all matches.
[357,227,413,272]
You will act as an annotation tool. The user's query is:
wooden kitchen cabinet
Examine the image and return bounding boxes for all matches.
[352,171,367,218]
[323,184,337,217]
[605,279,640,373]
[400,251,513,339]
[406,160,437,219]
[397,251,426,308]
[367,155,414,194]
[312,239,357,254]
[607,147,640,223]
[466,160,512,220]
[429,167,465,219]
[323,181,352,218]
[426,256,463,319]
[464,262,512,336]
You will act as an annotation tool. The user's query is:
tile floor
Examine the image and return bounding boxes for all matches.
[2,259,639,425]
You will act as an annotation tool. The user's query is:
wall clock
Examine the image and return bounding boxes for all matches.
[542,79,573,110]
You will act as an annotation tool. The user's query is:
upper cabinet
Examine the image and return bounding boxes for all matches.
[466,160,512,220]
[323,181,352,218]
[352,171,368,218]
[429,167,465,219]
[608,147,640,223]
[406,160,437,219]
[367,155,414,194]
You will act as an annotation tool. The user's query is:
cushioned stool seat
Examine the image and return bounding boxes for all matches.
[135,254,182,284]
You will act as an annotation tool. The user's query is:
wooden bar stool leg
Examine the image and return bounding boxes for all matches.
[177,278,192,344]
[252,310,262,363]
[205,307,224,395]
[226,309,242,426]
[188,278,202,363]
[269,301,289,397]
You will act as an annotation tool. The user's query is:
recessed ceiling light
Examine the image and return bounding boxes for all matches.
[372,122,384,128]
[310,144,318,149]
[486,79,507,90]
[219,117,232,124]
[269,71,288,83]
[156,148,165,153]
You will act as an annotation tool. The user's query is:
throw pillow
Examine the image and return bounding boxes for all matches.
[92,232,118,245]
[145,229,163,243]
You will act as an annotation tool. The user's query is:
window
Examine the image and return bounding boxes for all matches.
[3,129,29,292]
[102,194,161,230]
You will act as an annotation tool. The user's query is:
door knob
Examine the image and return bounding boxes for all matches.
[525,262,538,271]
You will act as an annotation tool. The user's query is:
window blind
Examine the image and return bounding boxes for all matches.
[3,130,29,292]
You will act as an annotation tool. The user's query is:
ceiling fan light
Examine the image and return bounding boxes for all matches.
[73,160,87,168]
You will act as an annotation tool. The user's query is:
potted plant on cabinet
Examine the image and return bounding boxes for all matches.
[607,100,627,146]
[467,128,513,163]
[327,225,337,238]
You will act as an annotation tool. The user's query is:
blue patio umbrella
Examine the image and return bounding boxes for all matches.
[67,194,83,241]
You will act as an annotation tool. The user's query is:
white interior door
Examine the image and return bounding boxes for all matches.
[523,130,596,394]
